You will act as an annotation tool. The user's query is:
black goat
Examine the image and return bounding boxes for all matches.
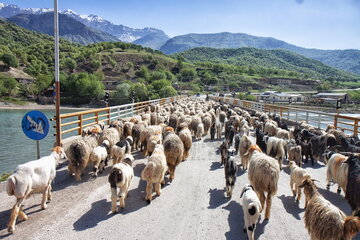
[220,140,229,166]
[309,134,337,166]
[234,133,241,155]
[224,149,238,198]
[225,124,235,146]
[300,129,316,142]
[345,155,360,217]
[340,136,360,153]
[255,128,267,153]
[210,123,216,140]
[295,137,312,164]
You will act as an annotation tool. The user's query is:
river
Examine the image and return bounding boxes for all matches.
[0,108,78,175]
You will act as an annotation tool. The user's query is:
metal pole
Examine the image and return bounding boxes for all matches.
[54,0,61,146]
[36,140,40,159]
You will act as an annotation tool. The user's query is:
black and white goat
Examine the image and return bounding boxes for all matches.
[241,184,262,240]
[224,149,238,198]
[111,136,133,165]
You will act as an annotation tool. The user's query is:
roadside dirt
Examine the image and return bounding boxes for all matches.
[0,133,359,240]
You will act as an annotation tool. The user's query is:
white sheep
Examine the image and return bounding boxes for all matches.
[240,123,250,137]
[240,184,262,240]
[240,135,253,171]
[195,123,204,140]
[89,140,110,177]
[141,144,167,204]
[275,128,290,140]
[245,145,280,220]
[108,154,135,212]
[6,147,67,233]
[264,122,277,136]
[289,161,311,205]
[288,145,302,167]
[266,136,287,170]
[324,151,348,194]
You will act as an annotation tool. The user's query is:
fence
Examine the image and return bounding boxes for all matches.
[210,96,359,136]
[52,96,186,142]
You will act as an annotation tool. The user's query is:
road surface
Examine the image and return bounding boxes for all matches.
[0,132,359,240]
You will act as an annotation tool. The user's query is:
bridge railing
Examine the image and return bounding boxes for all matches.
[210,96,359,136]
[52,96,186,142]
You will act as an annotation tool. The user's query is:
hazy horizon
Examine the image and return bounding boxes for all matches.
[1,0,360,50]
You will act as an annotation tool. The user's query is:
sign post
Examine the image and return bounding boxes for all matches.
[22,111,50,159]
[54,0,61,146]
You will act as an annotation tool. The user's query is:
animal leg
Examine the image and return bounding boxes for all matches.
[41,186,49,209]
[296,187,302,201]
[257,191,266,211]
[337,186,342,194]
[18,205,28,221]
[155,182,161,196]
[145,181,153,204]
[290,180,296,197]
[264,192,273,220]
[7,197,25,233]
[47,185,52,201]
[111,187,118,213]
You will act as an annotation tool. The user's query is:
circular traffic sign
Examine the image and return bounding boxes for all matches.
[21,111,50,140]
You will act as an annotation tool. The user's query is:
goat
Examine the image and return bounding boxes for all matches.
[6,147,67,233]
[111,136,133,165]
[345,155,360,217]
[299,178,360,240]
[289,161,311,205]
[109,154,135,212]
[323,151,348,194]
[89,140,110,177]
[240,184,262,240]
[224,150,238,198]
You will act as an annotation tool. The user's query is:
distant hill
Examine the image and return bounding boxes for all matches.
[175,47,360,81]
[0,3,170,48]
[160,32,360,75]
[7,13,119,45]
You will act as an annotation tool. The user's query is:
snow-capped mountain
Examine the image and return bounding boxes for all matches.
[0,3,169,48]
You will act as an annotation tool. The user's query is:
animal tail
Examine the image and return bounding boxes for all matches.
[141,162,156,180]
[6,175,16,196]
[343,216,360,238]
[108,168,123,188]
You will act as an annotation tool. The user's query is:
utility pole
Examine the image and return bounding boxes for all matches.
[54,0,61,146]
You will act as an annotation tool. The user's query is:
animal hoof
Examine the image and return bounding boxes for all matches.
[41,205,47,210]
[7,226,14,233]
[326,185,330,190]
[243,227,247,232]
[146,199,151,204]
[337,189,341,194]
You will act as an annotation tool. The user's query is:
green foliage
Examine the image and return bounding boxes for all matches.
[0,172,11,182]
[159,85,177,98]
[63,58,77,72]
[1,53,19,68]
[136,66,150,80]
[130,83,149,102]
[348,90,360,103]
[35,74,52,93]
[0,74,18,96]
[113,83,131,105]
[180,67,197,82]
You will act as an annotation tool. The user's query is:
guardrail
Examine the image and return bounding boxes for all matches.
[210,96,359,136]
[52,96,186,142]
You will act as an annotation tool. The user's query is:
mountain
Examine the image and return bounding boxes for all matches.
[7,13,119,45]
[160,32,360,75]
[0,3,169,48]
[175,47,360,81]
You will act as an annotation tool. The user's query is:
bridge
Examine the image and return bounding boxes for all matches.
[0,96,359,240]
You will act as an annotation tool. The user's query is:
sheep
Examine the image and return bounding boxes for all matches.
[109,154,135,212]
[6,147,67,233]
[240,123,250,137]
[264,122,277,136]
[99,121,123,151]
[168,114,178,130]
[339,136,360,153]
[299,178,360,240]
[240,135,252,171]
[245,145,280,220]
[216,120,222,140]
[266,136,287,170]
[123,121,134,139]
[111,136,133,165]
[141,144,167,204]
[345,154,360,217]
[295,137,312,164]
[67,132,100,181]
[202,115,212,136]
[195,123,204,140]
[220,140,229,166]
[89,140,110,177]
[178,124,192,160]
[275,128,290,140]
[288,145,302,167]
[309,134,337,165]
[234,133,241,155]
[323,151,348,194]
[163,130,184,181]
[224,150,238,198]
[140,125,162,153]
[225,124,235,145]
[289,161,311,205]
[131,122,146,150]
[150,112,157,125]
[146,135,162,156]
[240,184,262,240]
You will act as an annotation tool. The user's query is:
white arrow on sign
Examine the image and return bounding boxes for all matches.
[27,116,44,134]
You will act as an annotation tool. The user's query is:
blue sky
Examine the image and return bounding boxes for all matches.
[2,0,360,50]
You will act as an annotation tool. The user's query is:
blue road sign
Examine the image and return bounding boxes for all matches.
[21,111,49,140]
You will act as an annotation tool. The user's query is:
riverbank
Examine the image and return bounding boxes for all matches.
[0,100,90,110]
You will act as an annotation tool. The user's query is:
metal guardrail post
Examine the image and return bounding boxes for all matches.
[306,112,309,123]
[295,111,298,122]
[78,115,83,135]
[287,109,290,121]
[334,115,338,129]
[354,120,358,136]
[318,114,321,129]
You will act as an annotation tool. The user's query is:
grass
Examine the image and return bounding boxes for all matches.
[0,172,11,182]
[0,96,27,105]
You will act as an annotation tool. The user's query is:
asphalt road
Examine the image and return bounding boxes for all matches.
[0,132,359,240]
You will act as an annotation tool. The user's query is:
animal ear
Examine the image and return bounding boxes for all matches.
[240,188,246,198]
[298,179,308,188]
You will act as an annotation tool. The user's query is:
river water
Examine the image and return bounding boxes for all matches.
[0,109,77,175]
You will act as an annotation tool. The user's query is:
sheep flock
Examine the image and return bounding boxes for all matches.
[4,97,360,239]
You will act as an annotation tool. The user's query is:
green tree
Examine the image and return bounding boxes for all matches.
[180,68,197,82]
[1,53,19,68]
[64,58,77,72]
[0,74,18,96]
[136,66,150,80]
[36,74,52,93]
[113,83,131,105]
[159,86,177,98]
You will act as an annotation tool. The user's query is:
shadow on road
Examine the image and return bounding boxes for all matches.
[209,161,222,171]
[222,200,244,240]
[208,188,229,209]
[120,179,149,215]
[0,209,11,232]
[73,199,113,231]
[255,217,269,239]
[318,188,352,215]
[133,162,146,178]
[278,194,303,220]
